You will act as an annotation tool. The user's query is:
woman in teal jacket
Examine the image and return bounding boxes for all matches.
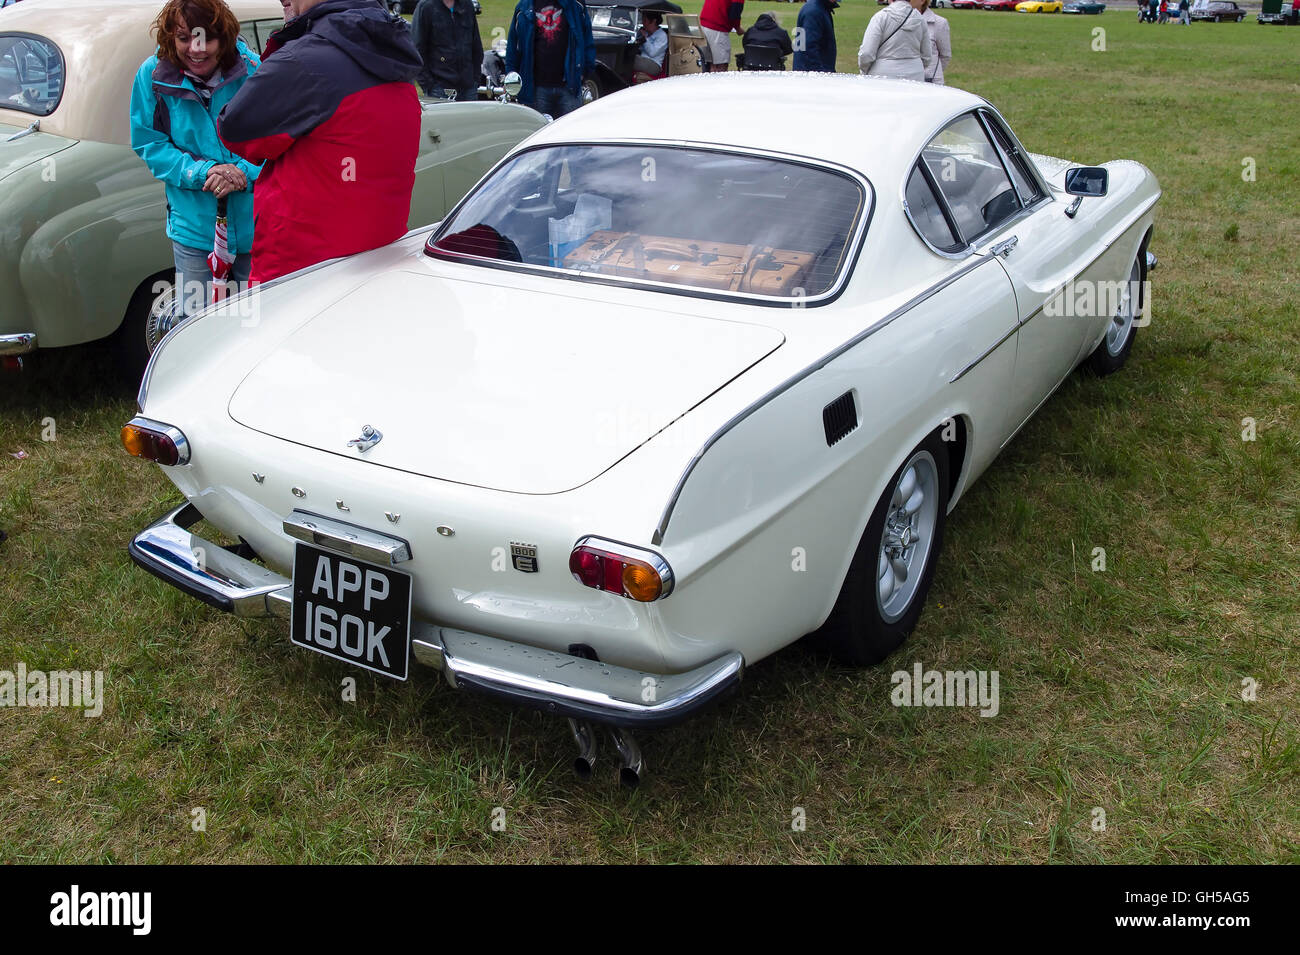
[130,0,261,319]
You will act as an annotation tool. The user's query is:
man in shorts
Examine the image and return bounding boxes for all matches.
[700,0,744,71]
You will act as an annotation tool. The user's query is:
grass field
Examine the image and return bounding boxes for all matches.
[1,10,1298,863]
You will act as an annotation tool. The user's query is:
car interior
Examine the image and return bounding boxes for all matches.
[432,146,865,299]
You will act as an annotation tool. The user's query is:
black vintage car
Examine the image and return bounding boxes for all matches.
[586,0,708,103]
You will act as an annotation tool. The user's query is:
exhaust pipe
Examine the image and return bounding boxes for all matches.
[569,718,598,780]
[609,726,644,789]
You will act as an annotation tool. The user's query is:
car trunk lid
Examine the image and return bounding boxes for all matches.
[228,269,785,494]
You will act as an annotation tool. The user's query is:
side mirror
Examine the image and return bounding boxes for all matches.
[502,72,523,100]
[1064,166,1109,198]
[1063,166,1108,218]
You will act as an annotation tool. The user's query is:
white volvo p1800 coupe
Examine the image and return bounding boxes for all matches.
[125,74,1159,783]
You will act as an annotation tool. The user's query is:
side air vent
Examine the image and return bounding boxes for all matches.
[822,391,858,447]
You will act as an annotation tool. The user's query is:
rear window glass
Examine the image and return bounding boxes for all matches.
[427,144,868,302]
[0,34,64,116]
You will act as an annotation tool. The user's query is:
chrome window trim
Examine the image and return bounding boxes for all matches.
[425,139,876,309]
[902,161,971,260]
[903,106,1055,258]
[976,107,1050,207]
[652,253,996,544]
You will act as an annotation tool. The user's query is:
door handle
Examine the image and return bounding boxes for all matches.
[990,236,1019,259]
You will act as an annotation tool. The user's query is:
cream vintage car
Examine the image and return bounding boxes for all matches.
[0,0,543,368]
[125,74,1159,785]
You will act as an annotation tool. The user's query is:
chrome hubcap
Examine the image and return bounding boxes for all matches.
[144,284,180,355]
[1106,260,1140,357]
[876,451,939,623]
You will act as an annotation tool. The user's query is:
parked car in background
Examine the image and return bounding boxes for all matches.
[126,73,1158,782]
[0,0,543,369]
[950,0,982,8]
[1192,0,1245,19]
[984,0,1020,10]
[585,1,709,103]
[1016,0,1062,9]
[1257,0,1299,22]
[1063,1,1106,12]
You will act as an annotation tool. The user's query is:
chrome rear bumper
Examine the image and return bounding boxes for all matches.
[0,333,37,356]
[129,503,743,728]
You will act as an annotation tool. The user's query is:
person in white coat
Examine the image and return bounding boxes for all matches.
[922,6,951,85]
[857,0,934,82]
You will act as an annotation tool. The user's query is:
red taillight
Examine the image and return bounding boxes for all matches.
[121,418,189,467]
[2,356,23,372]
[569,540,673,602]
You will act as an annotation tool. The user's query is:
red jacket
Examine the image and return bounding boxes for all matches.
[700,0,745,33]
[218,0,423,284]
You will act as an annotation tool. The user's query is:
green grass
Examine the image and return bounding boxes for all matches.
[1,11,1298,863]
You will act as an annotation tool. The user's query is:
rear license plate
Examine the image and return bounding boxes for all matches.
[290,542,412,681]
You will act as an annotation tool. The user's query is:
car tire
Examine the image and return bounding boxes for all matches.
[816,431,950,666]
[113,274,173,377]
[580,76,601,105]
[1085,255,1141,376]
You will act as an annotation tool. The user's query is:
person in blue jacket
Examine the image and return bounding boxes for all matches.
[129,0,261,319]
[505,0,595,118]
[794,0,839,73]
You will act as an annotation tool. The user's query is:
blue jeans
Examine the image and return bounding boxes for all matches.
[172,240,252,319]
[529,85,581,119]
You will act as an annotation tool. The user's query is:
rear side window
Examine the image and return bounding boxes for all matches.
[921,113,1020,243]
[0,34,64,116]
[905,164,962,254]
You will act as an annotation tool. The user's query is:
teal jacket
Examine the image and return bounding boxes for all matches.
[129,41,262,254]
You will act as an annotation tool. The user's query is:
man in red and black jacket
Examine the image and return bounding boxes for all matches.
[218,0,423,284]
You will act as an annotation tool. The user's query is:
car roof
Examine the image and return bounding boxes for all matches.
[525,72,989,189]
[0,0,283,144]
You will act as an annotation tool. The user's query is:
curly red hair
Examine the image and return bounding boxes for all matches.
[151,0,243,73]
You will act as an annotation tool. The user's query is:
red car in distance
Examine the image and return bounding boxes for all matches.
[983,0,1019,8]
[951,0,981,7]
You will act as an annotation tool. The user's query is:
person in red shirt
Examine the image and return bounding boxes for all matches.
[217,0,423,284]
[700,0,744,71]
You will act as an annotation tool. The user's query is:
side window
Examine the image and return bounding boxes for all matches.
[905,164,962,254]
[0,34,64,116]
[921,113,1020,243]
[984,114,1043,207]
[238,19,283,56]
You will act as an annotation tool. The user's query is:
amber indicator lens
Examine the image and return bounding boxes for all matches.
[121,424,180,467]
[569,544,665,602]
